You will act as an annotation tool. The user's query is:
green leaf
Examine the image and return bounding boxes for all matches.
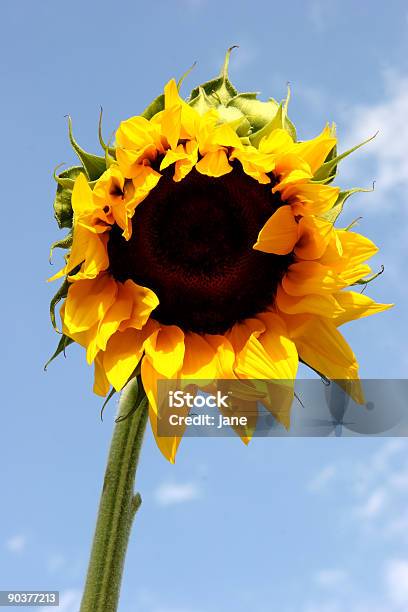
[67,115,106,181]
[227,92,280,132]
[44,334,74,371]
[141,93,165,120]
[322,187,373,224]
[188,46,238,106]
[49,278,69,332]
[313,133,378,183]
[49,230,73,263]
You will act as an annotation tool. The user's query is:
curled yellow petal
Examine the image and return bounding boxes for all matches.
[254,205,298,254]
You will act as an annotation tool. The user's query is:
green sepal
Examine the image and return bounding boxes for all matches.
[100,387,118,421]
[227,92,280,132]
[49,278,69,332]
[53,164,84,190]
[248,88,296,146]
[98,107,116,158]
[177,62,197,90]
[351,265,384,287]
[44,334,74,371]
[53,166,85,229]
[141,93,165,120]
[189,46,238,106]
[49,230,73,263]
[313,133,378,183]
[67,116,106,181]
[216,105,250,136]
[345,217,363,231]
[188,85,213,114]
[322,187,373,224]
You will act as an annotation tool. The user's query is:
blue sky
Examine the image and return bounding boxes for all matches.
[0,0,407,610]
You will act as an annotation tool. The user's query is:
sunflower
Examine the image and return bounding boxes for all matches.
[48,50,392,461]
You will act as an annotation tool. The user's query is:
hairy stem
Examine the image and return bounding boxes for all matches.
[80,378,148,612]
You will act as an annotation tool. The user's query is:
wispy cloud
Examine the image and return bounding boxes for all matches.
[385,559,408,608]
[354,487,388,520]
[307,465,337,492]
[342,69,408,211]
[154,481,202,506]
[5,534,26,553]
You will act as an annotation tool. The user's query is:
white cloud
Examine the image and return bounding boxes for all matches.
[354,487,388,520]
[5,534,26,553]
[371,440,406,473]
[314,568,348,589]
[342,70,408,211]
[307,465,337,492]
[385,559,408,608]
[40,589,81,612]
[154,481,201,506]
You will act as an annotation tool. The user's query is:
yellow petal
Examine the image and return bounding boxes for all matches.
[141,357,184,463]
[116,145,158,179]
[116,115,160,150]
[160,105,181,150]
[227,318,265,354]
[119,280,159,330]
[195,149,232,177]
[282,261,347,296]
[181,333,219,380]
[256,312,299,379]
[144,325,185,378]
[230,314,298,380]
[276,285,345,317]
[204,334,236,379]
[293,125,336,174]
[294,215,333,260]
[103,327,147,391]
[229,148,272,183]
[93,353,110,397]
[212,123,242,149]
[333,230,379,268]
[339,264,372,286]
[164,78,199,139]
[254,205,298,254]
[272,153,313,188]
[286,314,364,403]
[284,183,340,216]
[95,282,135,351]
[333,291,394,326]
[68,232,109,281]
[71,172,94,217]
[258,128,294,155]
[64,274,117,334]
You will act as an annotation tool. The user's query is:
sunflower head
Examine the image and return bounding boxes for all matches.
[47,49,392,461]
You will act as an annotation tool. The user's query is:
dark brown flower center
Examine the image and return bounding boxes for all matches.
[108,166,292,334]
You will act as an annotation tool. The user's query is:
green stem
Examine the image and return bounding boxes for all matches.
[80,377,148,612]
